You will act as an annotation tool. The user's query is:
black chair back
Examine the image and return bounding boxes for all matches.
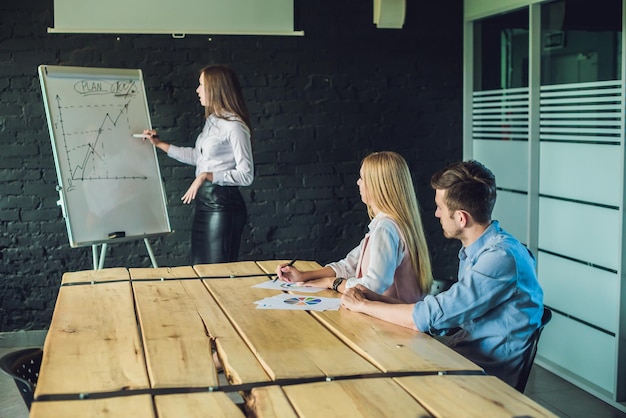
[515,307,552,392]
[0,347,43,410]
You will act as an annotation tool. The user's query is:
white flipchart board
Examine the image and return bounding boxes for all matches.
[38,65,171,248]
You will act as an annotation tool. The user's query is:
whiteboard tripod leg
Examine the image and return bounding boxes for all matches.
[91,243,107,270]
[92,245,98,269]
[91,240,157,269]
[98,244,107,270]
[144,238,158,268]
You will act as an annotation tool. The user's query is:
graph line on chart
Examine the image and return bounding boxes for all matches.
[54,91,147,191]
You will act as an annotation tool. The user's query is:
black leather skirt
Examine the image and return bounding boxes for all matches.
[190,182,247,265]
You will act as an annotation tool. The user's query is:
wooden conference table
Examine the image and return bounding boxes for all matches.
[31,260,556,417]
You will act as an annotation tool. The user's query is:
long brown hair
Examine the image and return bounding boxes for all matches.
[361,151,433,294]
[200,65,252,134]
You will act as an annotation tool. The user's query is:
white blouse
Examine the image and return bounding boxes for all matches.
[326,212,406,294]
[167,114,253,186]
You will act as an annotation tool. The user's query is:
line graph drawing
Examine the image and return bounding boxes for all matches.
[54,79,148,191]
[39,65,171,247]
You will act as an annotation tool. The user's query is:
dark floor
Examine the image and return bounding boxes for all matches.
[524,366,626,417]
[1,345,625,417]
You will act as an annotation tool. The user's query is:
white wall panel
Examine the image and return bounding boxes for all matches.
[492,190,528,244]
[474,140,528,191]
[540,142,621,207]
[538,312,616,393]
[538,252,618,333]
[467,1,625,402]
[538,198,620,270]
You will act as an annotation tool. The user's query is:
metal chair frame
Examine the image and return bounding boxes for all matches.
[515,307,552,392]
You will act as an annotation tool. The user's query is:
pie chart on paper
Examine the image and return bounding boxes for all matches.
[283,297,322,306]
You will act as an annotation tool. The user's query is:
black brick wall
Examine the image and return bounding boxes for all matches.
[0,0,463,331]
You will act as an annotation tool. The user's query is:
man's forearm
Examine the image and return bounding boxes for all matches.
[361,300,418,330]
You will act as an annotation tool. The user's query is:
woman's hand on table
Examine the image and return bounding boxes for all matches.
[341,284,383,311]
[341,286,369,312]
[297,277,333,289]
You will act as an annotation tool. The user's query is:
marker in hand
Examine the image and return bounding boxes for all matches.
[274,258,298,282]
[133,133,159,139]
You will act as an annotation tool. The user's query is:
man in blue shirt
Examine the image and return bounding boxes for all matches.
[341,160,544,387]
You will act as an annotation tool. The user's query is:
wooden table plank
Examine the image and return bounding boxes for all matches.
[394,375,559,417]
[254,260,321,278]
[215,337,271,385]
[61,267,129,284]
[129,266,197,281]
[185,274,272,385]
[30,395,155,418]
[35,262,549,418]
[312,309,483,373]
[247,386,299,418]
[155,393,245,417]
[136,265,271,385]
[195,263,380,381]
[194,260,272,279]
[132,275,219,388]
[35,281,149,397]
[281,378,432,417]
[258,260,481,374]
[197,262,312,383]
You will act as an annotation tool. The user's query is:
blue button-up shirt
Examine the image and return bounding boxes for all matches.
[412,221,544,386]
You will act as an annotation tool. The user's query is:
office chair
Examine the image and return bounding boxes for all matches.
[0,347,43,410]
[429,278,454,296]
[515,307,552,393]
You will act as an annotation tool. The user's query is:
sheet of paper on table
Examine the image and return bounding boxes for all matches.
[253,280,325,293]
[254,293,341,311]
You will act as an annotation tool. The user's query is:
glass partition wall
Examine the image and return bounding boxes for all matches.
[465,0,626,406]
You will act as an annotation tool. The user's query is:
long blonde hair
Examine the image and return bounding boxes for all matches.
[361,151,433,294]
[200,65,252,134]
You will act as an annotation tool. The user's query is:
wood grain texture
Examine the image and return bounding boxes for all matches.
[155,393,245,418]
[132,278,219,388]
[216,337,270,384]
[260,260,481,374]
[197,263,379,381]
[35,262,552,417]
[61,267,129,284]
[395,375,559,417]
[254,259,321,278]
[282,378,431,417]
[129,266,196,281]
[30,395,155,418]
[131,265,270,385]
[194,261,268,279]
[312,309,482,373]
[247,386,299,418]
[35,282,149,396]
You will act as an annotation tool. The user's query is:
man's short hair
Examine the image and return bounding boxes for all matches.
[430,160,497,224]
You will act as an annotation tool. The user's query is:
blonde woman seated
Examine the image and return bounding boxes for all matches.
[275,151,433,303]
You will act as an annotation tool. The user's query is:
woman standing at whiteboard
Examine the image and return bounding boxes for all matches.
[143,65,253,264]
